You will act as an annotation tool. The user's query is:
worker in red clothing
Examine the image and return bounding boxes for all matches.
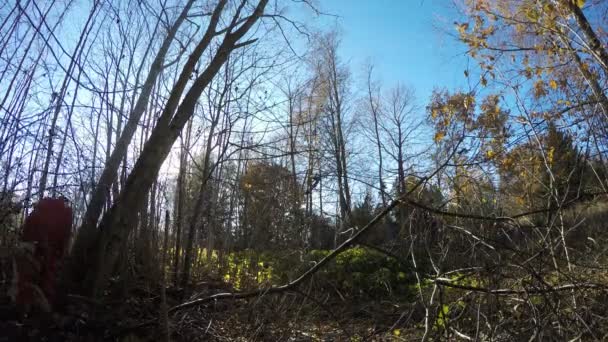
[14,197,73,315]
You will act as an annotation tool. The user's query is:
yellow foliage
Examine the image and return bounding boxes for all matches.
[524,7,539,21]
[547,146,555,165]
[467,94,476,107]
[494,103,501,115]
[441,105,450,114]
[455,22,469,35]
[524,66,532,79]
[463,95,473,109]
[434,131,445,142]
[549,79,558,90]
[486,150,496,159]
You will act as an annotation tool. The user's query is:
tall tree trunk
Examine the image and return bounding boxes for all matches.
[160,210,171,342]
[287,90,303,244]
[72,0,196,264]
[86,0,267,297]
[181,109,221,289]
[173,119,192,286]
[564,1,608,75]
[366,66,387,207]
[332,81,351,218]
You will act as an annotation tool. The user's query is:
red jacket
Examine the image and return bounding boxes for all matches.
[17,198,73,309]
[22,198,72,253]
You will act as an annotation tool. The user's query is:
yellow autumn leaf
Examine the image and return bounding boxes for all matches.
[575,0,585,8]
[455,22,469,35]
[486,150,496,159]
[434,131,445,142]
[494,104,501,114]
[524,66,532,79]
[547,146,555,164]
[467,95,475,107]
[549,79,558,90]
[525,7,540,21]
[431,108,439,119]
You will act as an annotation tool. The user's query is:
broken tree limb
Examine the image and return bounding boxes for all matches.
[433,278,608,295]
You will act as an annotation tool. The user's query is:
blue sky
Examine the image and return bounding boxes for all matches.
[312,0,471,104]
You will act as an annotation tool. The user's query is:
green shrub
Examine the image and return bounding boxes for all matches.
[210,247,415,299]
[306,247,415,298]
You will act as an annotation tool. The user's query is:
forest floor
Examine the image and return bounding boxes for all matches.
[0,277,415,341]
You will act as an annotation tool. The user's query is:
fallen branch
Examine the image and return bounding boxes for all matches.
[401,190,607,223]
[433,278,608,295]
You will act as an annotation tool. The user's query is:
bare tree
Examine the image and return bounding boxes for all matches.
[71,0,197,272]
[82,0,270,297]
[312,32,352,246]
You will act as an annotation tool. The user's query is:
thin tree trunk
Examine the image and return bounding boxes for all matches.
[160,210,171,342]
[173,120,192,286]
[39,1,99,199]
[367,67,387,207]
[52,41,90,196]
[181,110,221,289]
